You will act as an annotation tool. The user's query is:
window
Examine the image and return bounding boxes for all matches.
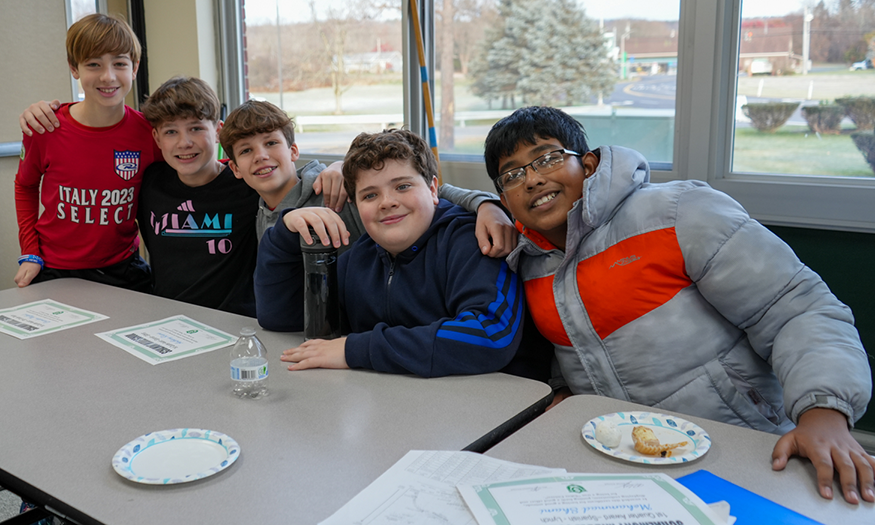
[240,0,404,155]
[732,0,875,178]
[222,0,875,229]
[67,0,101,101]
[434,0,681,168]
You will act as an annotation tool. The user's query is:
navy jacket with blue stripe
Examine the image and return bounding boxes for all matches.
[255,199,524,377]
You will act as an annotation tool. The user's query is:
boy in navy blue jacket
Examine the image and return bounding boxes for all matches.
[255,129,525,377]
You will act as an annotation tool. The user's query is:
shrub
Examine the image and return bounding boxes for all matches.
[801,104,845,134]
[835,96,875,131]
[851,131,875,174]
[741,102,800,133]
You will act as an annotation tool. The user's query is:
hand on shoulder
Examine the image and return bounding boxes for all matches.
[20,100,62,136]
[476,201,517,258]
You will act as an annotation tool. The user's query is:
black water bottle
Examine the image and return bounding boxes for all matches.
[300,228,341,340]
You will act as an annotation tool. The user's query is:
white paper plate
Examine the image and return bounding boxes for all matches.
[582,411,711,465]
[112,428,240,484]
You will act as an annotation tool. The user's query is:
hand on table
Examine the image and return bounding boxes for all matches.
[281,337,349,370]
[313,161,348,213]
[282,207,350,248]
[14,262,41,288]
[20,100,61,136]
[476,202,517,258]
[772,407,875,504]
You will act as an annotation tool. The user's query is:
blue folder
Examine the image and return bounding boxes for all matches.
[676,470,823,524]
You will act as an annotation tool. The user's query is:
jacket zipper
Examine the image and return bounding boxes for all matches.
[385,259,396,322]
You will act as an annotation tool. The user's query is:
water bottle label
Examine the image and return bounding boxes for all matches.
[230,363,268,381]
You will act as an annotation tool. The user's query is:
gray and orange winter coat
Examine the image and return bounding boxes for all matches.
[507,145,870,433]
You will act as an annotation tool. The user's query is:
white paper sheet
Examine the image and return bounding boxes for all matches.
[319,450,566,525]
[0,299,108,339]
[458,472,725,525]
[95,315,236,365]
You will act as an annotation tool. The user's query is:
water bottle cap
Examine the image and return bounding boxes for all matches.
[239,327,256,336]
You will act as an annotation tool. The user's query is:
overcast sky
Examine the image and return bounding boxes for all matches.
[580,0,808,21]
[243,0,810,25]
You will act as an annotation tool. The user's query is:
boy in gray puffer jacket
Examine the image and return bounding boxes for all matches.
[484,105,873,505]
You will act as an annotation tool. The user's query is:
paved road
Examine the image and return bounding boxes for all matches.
[600,75,677,110]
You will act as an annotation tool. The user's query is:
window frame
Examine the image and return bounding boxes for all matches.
[676,0,875,232]
[219,0,875,232]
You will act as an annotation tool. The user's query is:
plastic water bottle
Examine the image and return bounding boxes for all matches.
[230,327,269,399]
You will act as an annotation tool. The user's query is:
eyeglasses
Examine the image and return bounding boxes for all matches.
[497,149,581,192]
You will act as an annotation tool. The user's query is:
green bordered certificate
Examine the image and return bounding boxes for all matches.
[95,315,236,365]
[0,299,108,339]
[458,473,722,525]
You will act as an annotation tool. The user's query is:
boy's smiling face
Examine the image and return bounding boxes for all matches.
[498,136,597,249]
[71,52,137,110]
[152,117,222,186]
[229,130,300,208]
[355,159,439,257]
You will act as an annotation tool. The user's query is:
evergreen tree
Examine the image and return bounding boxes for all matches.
[468,0,614,108]
[469,0,524,108]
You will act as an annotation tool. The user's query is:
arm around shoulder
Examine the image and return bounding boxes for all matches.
[438,183,499,213]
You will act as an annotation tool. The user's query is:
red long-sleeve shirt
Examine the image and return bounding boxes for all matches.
[15,103,162,269]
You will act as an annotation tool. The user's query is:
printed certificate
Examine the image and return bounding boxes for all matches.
[96,315,236,365]
[458,473,723,525]
[0,299,108,339]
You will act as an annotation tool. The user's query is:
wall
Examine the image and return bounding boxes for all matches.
[143,0,218,93]
[0,0,71,289]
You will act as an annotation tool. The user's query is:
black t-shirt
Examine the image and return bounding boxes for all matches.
[138,161,258,317]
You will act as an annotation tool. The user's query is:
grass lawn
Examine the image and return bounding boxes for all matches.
[737,69,875,101]
[733,126,874,177]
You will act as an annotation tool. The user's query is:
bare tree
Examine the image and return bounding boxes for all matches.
[308,0,388,114]
[454,0,496,76]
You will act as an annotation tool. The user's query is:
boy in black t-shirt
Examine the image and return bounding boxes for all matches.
[137,76,259,316]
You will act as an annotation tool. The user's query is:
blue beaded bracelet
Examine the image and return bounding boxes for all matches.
[18,255,44,268]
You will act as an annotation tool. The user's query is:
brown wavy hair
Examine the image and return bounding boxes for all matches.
[141,76,220,128]
[219,100,295,162]
[67,13,141,68]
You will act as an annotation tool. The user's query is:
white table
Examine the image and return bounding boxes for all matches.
[486,395,874,525]
[0,279,551,524]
